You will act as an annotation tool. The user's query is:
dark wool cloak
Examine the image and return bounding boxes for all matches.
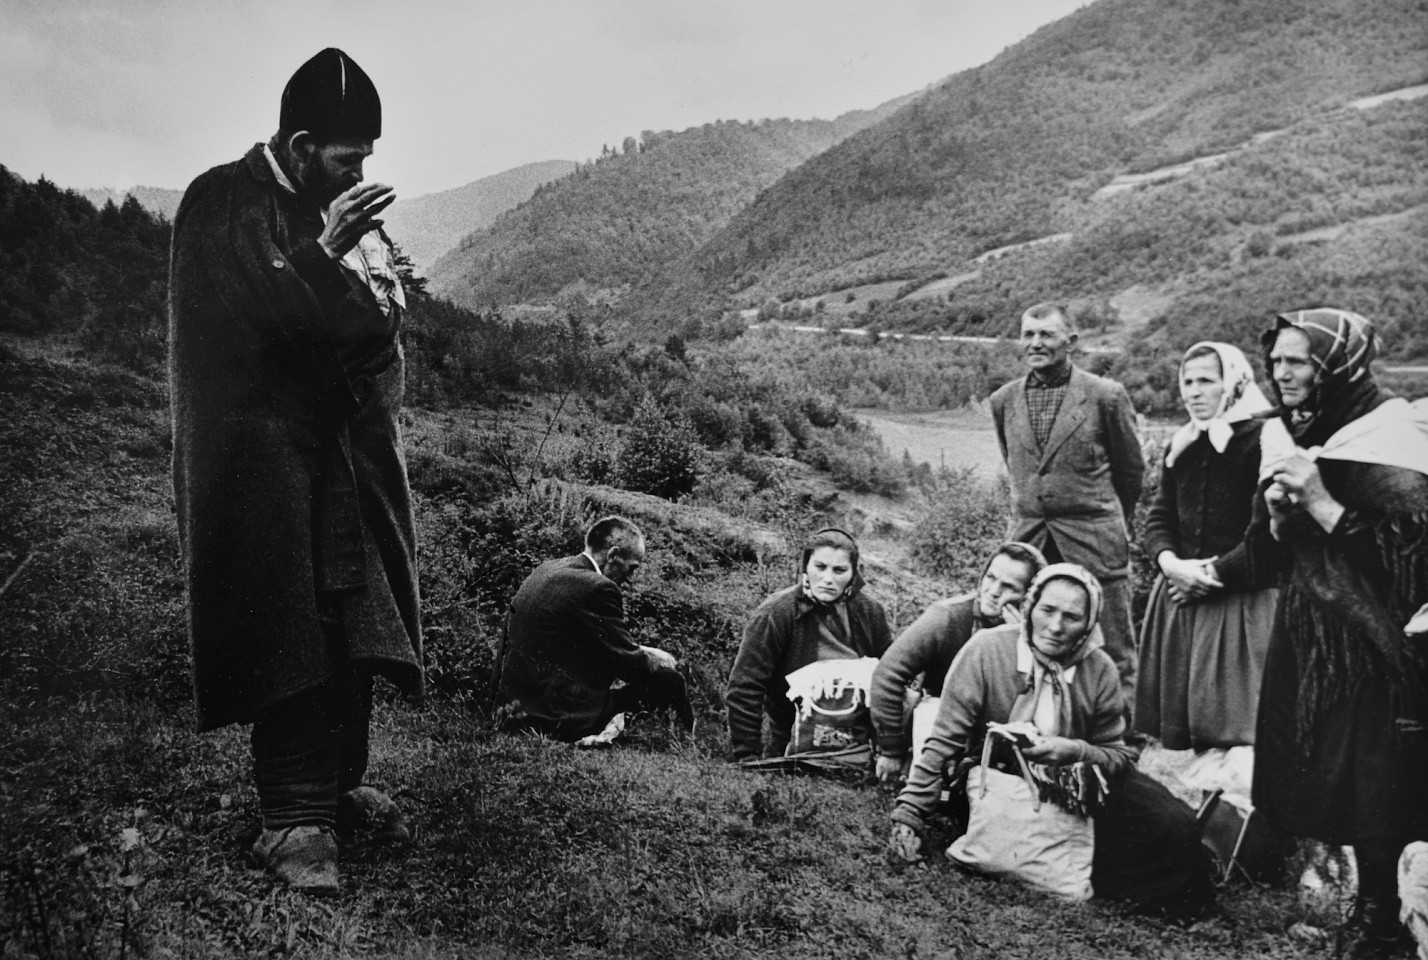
[169,144,422,731]
[1246,396,1428,842]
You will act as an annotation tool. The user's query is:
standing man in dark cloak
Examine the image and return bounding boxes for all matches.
[169,47,422,894]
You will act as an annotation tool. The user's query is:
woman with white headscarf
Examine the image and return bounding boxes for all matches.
[889,564,1214,919]
[1136,341,1283,750]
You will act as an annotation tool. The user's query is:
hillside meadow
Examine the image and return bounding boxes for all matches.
[1,324,1341,960]
[0,154,1378,960]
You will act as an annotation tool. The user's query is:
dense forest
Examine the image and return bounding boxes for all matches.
[0,165,170,373]
[427,103,914,310]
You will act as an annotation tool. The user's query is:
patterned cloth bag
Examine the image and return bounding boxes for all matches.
[783,657,879,755]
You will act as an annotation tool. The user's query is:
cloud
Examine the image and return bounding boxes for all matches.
[0,0,1090,194]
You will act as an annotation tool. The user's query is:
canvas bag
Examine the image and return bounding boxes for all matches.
[947,732,1095,901]
[784,658,878,755]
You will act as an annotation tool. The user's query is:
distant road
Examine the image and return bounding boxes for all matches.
[750,324,1425,370]
[748,322,1121,354]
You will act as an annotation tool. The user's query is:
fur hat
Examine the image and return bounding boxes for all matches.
[280,48,381,140]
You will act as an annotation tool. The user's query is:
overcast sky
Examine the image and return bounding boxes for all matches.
[1,0,1088,199]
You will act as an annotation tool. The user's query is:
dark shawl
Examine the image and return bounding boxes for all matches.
[169,144,422,731]
[1240,309,1428,846]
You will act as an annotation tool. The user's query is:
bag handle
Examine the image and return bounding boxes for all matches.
[979,724,1042,811]
[806,697,864,718]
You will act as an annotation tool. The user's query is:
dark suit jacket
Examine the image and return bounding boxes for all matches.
[989,366,1144,580]
[498,554,654,739]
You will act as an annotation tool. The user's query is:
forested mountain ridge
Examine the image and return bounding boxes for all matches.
[635,0,1428,359]
[383,159,577,272]
[684,0,1428,298]
[427,92,920,310]
[79,185,183,221]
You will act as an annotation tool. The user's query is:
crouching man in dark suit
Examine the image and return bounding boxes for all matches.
[497,516,694,741]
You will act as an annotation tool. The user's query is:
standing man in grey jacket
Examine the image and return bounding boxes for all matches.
[169,48,420,895]
[989,302,1145,710]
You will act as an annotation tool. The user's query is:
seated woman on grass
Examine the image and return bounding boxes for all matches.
[726,528,892,765]
[888,563,1214,920]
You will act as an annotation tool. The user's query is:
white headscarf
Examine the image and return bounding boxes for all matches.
[1165,341,1271,468]
[1010,564,1105,738]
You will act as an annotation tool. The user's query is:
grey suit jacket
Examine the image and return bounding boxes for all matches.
[989,366,1144,580]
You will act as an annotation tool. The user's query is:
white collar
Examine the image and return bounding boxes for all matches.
[261,143,299,196]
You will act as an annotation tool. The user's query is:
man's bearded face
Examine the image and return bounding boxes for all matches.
[292,136,373,207]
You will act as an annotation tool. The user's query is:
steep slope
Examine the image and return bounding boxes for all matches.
[669,0,1427,320]
[428,94,918,310]
[382,159,576,272]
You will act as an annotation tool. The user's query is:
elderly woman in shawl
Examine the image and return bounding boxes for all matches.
[1247,309,1428,952]
[1136,342,1283,752]
[726,528,892,763]
[890,564,1214,919]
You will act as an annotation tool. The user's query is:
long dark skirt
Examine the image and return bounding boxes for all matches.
[1136,576,1277,750]
[1093,767,1215,920]
[1254,646,1428,844]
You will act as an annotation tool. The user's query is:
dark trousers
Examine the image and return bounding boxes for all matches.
[250,666,373,830]
[609,664,694,729]
[1092,767,1215,921]
[502,664,693,741]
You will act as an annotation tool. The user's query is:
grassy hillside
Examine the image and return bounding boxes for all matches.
[1,336,1333,959]
[681,0,1427,299]
[383,160,577,272]
[427,96,916,311]
[625,0,1428,381]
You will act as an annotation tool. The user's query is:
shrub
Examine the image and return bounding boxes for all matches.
[907,468,1010,584]
[614,395,703,501]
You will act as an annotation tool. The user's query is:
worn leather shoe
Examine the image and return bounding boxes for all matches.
[338,786,411,843]
[252,825,339,896]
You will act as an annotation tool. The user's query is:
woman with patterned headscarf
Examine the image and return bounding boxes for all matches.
[726,528,892,762]
[889,564,1214,919]
[1136,342,1283,751]
[1247,309,1428,952]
